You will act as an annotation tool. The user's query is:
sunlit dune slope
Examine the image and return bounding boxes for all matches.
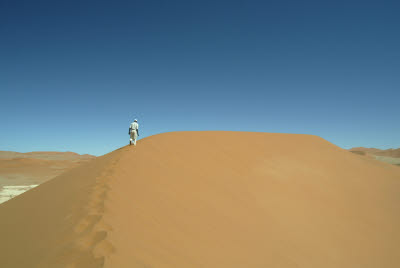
[1,131,399,268]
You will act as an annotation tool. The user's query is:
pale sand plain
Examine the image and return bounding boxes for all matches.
[1,131,399,267]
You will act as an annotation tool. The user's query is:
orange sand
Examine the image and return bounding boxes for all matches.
[1,132,399,267]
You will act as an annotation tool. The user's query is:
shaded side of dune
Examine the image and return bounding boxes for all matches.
[0,150,118,267]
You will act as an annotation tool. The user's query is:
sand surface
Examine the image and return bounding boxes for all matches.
[1,132,400,267]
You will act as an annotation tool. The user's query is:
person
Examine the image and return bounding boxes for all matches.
[129,119,139,146]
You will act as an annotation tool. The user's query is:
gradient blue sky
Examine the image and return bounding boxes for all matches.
[1,0,399,156]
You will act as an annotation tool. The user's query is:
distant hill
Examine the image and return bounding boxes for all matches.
[349,147,400,158]
[0,151,94,161]
[349,147,400,166]
[0,151,95,188]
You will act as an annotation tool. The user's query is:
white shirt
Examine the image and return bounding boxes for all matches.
[130,122,139,131]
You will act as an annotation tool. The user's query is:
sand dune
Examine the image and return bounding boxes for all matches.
[349,147,400,166]
[0,151,94,161]
[349,147,400,158]
[1,132,399,267]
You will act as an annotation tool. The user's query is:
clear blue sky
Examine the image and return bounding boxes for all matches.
[1,0,399,156]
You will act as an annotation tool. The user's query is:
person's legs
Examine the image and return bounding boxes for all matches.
[133,131,138,146]
[130,131,135,145]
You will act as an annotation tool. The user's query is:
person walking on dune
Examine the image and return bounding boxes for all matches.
[129,119,139,146]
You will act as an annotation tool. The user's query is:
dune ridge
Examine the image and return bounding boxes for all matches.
[0,149,118,267]
[1,131,400,267]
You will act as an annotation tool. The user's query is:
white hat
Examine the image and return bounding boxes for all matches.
[134,119,138,122]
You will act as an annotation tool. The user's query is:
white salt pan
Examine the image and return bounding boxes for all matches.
[0,185,38,204]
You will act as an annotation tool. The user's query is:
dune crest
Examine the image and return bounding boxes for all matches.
[1,131,400,267]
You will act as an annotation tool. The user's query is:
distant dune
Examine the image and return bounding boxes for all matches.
[0,151,95,161]
[349,147,400,158]
[0,151,95,185]
[349,147,400,165]
[1,132,399,267]
[0,151,95,203]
